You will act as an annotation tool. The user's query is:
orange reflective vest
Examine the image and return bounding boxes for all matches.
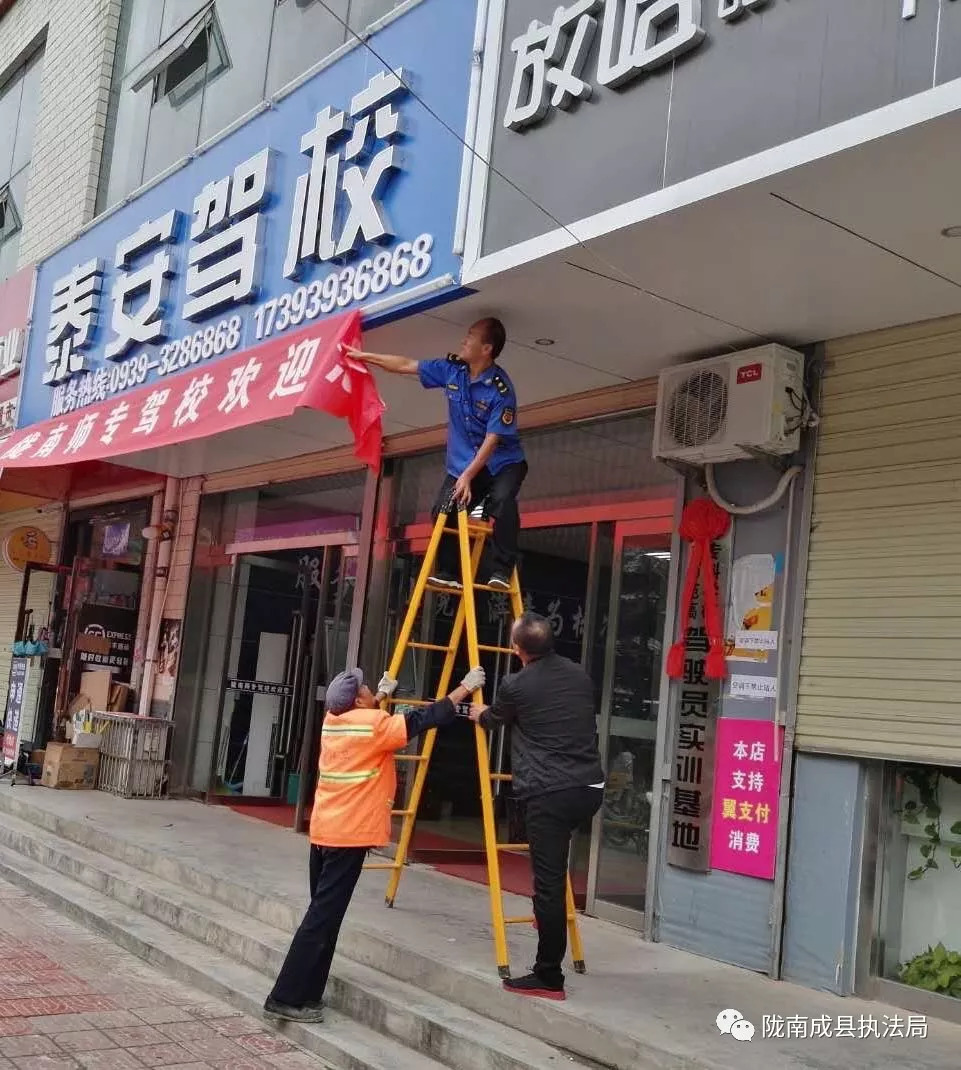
[309,706,409,848]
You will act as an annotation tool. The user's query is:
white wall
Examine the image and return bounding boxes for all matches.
[0,0,122,267]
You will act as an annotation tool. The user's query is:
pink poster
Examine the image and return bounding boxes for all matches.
[709,718,785,880]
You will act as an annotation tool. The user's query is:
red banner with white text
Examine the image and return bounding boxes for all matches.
[0,311,384,470]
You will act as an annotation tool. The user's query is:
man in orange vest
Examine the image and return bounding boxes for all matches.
[264,662,485,1024]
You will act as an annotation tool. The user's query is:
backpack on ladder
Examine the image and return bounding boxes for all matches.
[363,497,587,979]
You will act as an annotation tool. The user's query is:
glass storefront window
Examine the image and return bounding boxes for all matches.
[879,764,961,1001]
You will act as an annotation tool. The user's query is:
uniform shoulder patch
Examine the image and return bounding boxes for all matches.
[446,352,463,365]
[501,407,515,426]
[491,372,510,397]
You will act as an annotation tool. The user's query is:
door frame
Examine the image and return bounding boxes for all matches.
[584,510,680,932]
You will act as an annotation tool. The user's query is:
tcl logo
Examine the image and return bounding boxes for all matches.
[736,362,763,385]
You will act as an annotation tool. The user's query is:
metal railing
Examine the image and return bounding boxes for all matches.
[90,713,172,799]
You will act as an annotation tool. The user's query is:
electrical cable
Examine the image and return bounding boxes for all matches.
[315,0,762,347]
[704,462,801,516]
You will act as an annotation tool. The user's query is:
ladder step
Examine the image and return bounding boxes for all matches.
[391,809,415,817]
[504,916,536,925]
[441,525,491,537]
[363,862,401,871]
[386,698,432,706]
[394,753,429,763]
[490,773,512,782]
[474,583,518,593]
[407,641,453,652]
[426,583,464,595]
[496,843,529,852]
[477,644,515,656]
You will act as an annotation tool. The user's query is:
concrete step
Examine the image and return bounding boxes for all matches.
[0,842,448,1070]
[0,807,583,1070]
[0,790,647,1070]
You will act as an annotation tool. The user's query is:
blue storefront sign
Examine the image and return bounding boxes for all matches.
[18,0,472,430]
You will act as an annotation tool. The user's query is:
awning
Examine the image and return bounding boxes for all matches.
[0,311,385,473]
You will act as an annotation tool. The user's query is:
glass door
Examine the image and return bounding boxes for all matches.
[205,541,355,818]
[587,522,672,927]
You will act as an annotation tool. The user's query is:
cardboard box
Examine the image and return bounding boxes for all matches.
[80,670,113,711]
[76,634,111,656]
[108,682,131,712]
[41,742,100,790]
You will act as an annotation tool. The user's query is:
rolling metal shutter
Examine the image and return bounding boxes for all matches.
[797,316,961,765]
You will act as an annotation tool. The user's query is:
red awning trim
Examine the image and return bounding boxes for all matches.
[0,311,384,471]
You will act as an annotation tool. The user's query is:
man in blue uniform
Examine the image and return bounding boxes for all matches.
[344,318,526,589]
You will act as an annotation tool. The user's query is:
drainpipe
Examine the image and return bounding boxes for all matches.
[452,0,490,256]
[137,476,181,718]
[130,491,163,697]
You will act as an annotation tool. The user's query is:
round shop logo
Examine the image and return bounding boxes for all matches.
[3,526,52,573]
[717,1008,755,1042]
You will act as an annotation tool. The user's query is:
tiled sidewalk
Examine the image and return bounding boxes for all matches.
[0,879,327,1070]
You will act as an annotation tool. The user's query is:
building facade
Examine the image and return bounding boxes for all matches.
[2,0,961,1025]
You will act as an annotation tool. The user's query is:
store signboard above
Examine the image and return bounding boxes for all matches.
[17,0,472,430]
[479,0,961,258]
[0,265,35,437]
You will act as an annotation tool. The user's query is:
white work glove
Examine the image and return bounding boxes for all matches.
[460,666,485,693]
[377,673,398,697]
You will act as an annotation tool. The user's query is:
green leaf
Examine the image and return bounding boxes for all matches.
[907,866,925,880]
[926,806,942,820]
[951,821,961,836]
[920,843,932,857]
[904,811,920,825]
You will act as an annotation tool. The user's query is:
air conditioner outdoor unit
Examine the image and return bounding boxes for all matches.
[653,344,804,466]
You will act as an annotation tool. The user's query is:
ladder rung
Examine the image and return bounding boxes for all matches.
[477,644,515,655]
[363,862,401,871]
[496,843,529,852]
[391,809,415,817]
[504,916,535,925]
[474,583,517,593]
[386,698,432,706]
[441,525,491,536]
[426,583,464,594]
[490,773,512,781]
[394,753,429,762]
[408,641,453,652]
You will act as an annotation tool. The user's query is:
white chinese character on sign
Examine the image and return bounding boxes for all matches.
[1,431,41,459]
[218,358,262,414]
[134,389,171,435]
[744,832,760,854]
[101,402,130,445]
[503,1,601,131]
[184,149,272,320]
[324,355,371,397]
[173,374,215,428]
[77,374,94,409]
[284,70,407,278]
[44,259,105,385]
[733,740,748,759]
[64,380,80,413]
[91,368,110,404]
[269,338,321,398]
[747,771,764,792]
[546,598,564,636]
[718,0,768,20]
[63,413,98,455]
[105,211,178,361]
[835,1016,855,1038]
[488,592,510,624]
[728,829,744,851]
[731,770,746,790]
[51,385,66,418]
[34,423,69,459]
[749,741,766,762]
[785,1016,807,1039]
[571,604,584,638]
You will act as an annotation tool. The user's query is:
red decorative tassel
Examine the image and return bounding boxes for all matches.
[666,498,732,681]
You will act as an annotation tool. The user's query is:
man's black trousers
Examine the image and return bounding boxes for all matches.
[525,785,603,987]
[268,845,367,1008]
[431,461,528,578]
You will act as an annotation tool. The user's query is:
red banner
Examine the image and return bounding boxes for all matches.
[0,311,384,470]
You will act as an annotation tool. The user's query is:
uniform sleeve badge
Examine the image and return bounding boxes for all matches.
[501,408,515,426]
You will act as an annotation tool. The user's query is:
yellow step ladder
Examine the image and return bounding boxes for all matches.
[363,499,587,979]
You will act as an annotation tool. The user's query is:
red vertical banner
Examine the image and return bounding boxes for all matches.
[709,718,785,880]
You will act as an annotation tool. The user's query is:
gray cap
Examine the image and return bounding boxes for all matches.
[326,668,364,714]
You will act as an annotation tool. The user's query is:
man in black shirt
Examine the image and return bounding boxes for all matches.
[469,612,604,1000]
